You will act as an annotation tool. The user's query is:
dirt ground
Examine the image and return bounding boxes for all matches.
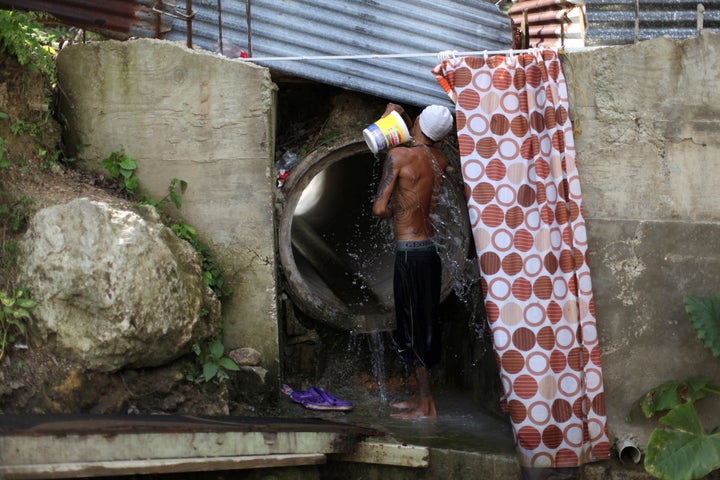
[0,50,263,417]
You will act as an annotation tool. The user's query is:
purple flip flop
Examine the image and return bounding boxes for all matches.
[309,386,353,411]
[287,385,353,411]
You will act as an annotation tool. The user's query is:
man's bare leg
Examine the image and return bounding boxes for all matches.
[391,366,437,419]
[391,366,423,409]
[391,395,420,409]
[391,372,421,409]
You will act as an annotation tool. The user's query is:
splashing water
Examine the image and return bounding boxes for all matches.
[370,150,485,335]
[431,174,489,346]
[367,331,389,403]
[346,330,390,404]
[356,151,491,395]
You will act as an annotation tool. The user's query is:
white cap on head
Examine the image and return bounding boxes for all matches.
[418,105,454,141]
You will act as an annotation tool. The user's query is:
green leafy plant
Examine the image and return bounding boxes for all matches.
[102,150,138,195]
[38,147,69,171]
[0,110,9,167]
[139,177,188,225]
[634,295,720,480]
[0,137,9,169]
[101,152,230,301]
[12,360,29,373]
[0,193,33,232]
[0,10,57,83]
[0,240,19,287]
[154,177,188,211]
[187,337,239,384]
[0,287,36,360]
[10,118,40,138]
[171,222,231,301]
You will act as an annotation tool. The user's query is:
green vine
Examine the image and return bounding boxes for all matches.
[170,223,231,300]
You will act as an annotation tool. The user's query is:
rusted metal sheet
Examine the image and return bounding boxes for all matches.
[0,412,382,435]
[0,0,169,38]
[509,0,587,48]
[2,454,328,479]
[0,414,383,479]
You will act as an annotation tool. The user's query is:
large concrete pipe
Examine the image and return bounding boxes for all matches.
[277,139,471,332]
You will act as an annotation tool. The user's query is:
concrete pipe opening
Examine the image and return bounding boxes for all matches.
[278,139,471,332]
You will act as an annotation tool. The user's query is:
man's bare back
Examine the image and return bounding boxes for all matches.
[372,141,447,242]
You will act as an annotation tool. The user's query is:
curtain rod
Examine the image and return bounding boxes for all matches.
[236,46,602,63]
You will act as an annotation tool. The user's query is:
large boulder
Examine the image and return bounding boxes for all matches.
[19,198,221,371]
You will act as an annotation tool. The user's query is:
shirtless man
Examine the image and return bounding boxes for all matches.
[372,103,454,419]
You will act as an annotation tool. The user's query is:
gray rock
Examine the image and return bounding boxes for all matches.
[19,198,220,371]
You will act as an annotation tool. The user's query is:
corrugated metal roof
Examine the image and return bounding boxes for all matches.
[0,0,169,38]
[161,0,513,108]
[1,0,512,106]
[585,0,720,45]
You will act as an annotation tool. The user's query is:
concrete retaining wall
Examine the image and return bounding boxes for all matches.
[56,39,280,382]
[566,31,720,445]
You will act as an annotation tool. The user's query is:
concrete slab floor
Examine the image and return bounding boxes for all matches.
[277,388,658,479]
[0,391,659,479]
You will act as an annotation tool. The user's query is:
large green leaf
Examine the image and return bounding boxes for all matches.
[118,156,137,171]
[209,338,224,359]
[218,357,240,371]
[636,378,711,419]
[203,362,218,382]
[684,295,720,358]
[658,402,702,435]
[645,403,720,480]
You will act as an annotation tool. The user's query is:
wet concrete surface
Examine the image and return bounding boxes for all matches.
[276,386,517,455]
[2,388,659,479]
[276,387,659,479]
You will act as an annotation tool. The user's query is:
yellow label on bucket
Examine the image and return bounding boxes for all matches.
[363,110,411,154]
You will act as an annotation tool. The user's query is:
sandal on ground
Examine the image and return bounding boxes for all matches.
[284,384,353,411]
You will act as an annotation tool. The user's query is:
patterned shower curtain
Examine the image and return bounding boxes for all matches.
[433,49,610,468]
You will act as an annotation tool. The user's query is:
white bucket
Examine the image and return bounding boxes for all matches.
[362,110,412,154]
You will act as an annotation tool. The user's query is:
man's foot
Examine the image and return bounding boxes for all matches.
[390,395,419,409]
[390,397,437,419]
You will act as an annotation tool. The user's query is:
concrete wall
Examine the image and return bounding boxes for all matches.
[565,31,720,445]
[56,39,280,382]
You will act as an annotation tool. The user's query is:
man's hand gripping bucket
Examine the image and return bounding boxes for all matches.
[363,110,412,154]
